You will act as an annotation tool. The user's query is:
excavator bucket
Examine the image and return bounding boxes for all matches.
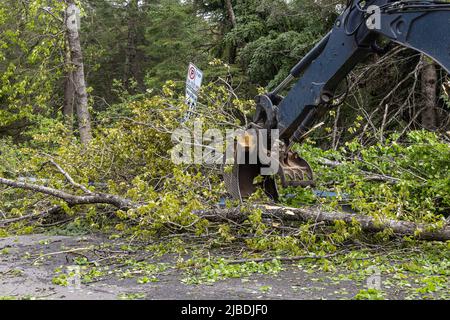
[222,130,279,201]
[223,161,279,201]
[222,129,314,202]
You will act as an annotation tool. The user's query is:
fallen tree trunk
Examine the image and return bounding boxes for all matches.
[196,205,450,241]
[1,175,449,241]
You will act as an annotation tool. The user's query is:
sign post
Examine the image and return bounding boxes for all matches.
[183,63,203,122]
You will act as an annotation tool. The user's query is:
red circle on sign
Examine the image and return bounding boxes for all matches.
[189,67,196,80]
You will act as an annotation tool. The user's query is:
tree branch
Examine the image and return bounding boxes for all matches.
[0,177,134,210]
[0,206,62,226]
[48,159,92,194]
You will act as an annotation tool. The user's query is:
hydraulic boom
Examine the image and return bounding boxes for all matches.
[224,0,450,201]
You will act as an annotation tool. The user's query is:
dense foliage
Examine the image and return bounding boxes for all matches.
[0,0,449,264]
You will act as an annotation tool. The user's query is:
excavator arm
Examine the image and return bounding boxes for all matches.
[225,0,450,201]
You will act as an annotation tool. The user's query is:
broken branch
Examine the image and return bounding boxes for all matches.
[48,159,93,194]
[0,206,62,226]
[0,177,134,210]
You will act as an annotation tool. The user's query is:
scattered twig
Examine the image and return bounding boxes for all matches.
[227,250,345,265]
[32,247,94,264]
[48,159,92,194]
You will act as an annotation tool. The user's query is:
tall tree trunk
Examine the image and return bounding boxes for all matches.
[224,0,237,28]
[123,0,139,90]
[65,0,92,146]
[421,55,438,130]
[224,0,237,64]
[63,47,75,133]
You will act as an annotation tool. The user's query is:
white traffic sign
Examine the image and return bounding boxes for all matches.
[184,63,203,121]
[186,63,203,92]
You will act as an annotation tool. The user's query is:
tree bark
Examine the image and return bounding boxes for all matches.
[196,205,450,241]
[224,0,237,28]
[63,46,75,132]
[421,55,438,130]
[65,0,92,146]
[224,0,237,64]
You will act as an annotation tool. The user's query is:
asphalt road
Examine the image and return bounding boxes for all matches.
[0,234,443,300]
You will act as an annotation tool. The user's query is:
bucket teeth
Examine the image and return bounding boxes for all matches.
[279,151,315,188]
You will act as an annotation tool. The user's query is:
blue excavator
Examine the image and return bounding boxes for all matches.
[224,0,450,201]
